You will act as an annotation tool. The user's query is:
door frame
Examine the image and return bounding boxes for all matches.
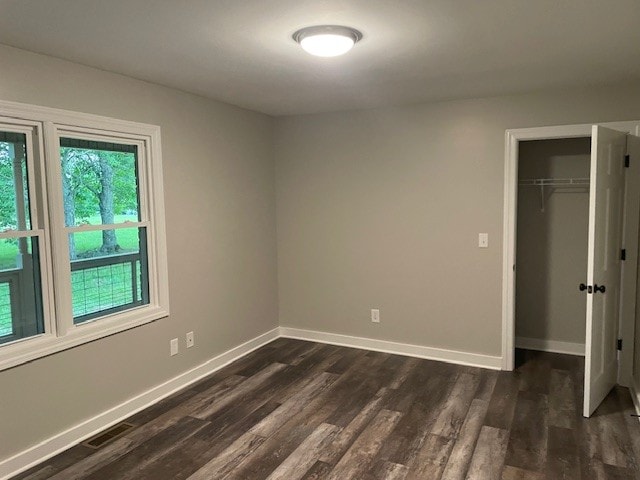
[501,121,640,382]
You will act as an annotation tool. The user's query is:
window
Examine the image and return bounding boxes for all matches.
[0,129,45,346]
[0,101,169,370]
[59,138,149,323]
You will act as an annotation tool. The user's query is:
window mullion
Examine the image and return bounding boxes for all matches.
[65,221,149,234]
[29,122,58,340]
[43,122,74,337]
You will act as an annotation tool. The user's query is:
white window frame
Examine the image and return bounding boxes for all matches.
[0,100,169,371]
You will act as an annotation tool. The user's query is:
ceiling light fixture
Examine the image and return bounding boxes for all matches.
[293,25,362,57]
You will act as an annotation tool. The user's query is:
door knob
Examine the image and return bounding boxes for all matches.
[594,284,606,293]
[579,283,593,293]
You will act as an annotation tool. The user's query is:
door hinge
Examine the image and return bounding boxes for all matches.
[625,154,630,168]
[618,339,623,351]
[621,249,627,261]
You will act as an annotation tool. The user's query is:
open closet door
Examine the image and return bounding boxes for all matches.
[584,125,627,417]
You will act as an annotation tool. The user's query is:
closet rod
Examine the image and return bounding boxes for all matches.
[519,177,590,187]
[519,177,590,212]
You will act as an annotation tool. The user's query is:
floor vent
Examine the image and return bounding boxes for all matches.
[82,422,136,449]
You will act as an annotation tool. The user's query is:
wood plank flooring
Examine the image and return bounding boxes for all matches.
[13,340,640,479]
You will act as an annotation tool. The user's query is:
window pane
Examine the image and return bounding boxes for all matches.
[59,138,139,227]
[0,132,32,232]
[70,227,149,323]
[0,237,44,344]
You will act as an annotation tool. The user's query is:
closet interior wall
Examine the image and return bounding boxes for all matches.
[516,137,591,352]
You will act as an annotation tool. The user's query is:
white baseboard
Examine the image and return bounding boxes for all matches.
[515,336,585,356]
[278,326,503,370]
[0,327,280,480]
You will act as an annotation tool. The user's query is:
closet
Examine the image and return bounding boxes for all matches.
[515,137,592,356]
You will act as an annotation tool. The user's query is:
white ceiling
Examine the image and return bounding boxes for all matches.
[0,0,639,116]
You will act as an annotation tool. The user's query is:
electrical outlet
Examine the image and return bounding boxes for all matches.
[186,331,194,348]
[371,309,380,323]
[170,338,179,356]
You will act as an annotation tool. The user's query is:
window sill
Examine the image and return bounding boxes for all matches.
[0,305,169,371]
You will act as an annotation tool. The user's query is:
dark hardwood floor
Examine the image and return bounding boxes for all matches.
[13,339,640,479]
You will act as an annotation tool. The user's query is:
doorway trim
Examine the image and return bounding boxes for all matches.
[501,121,640,375]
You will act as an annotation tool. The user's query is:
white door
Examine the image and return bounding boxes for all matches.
[584,125,627,417]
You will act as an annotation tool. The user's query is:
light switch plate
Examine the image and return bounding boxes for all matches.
[479,233,489,248]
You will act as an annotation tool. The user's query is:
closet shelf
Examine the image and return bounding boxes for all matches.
[519,177,590,212]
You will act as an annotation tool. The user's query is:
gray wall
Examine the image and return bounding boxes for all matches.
[0,45,278,461]
[515,138,590,346]
[275,85,640,357]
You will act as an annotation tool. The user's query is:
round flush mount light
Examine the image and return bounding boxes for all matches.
[293,25,363,57]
